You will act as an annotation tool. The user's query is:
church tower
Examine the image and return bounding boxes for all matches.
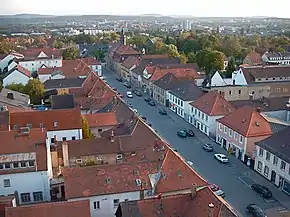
[120,29,126,45]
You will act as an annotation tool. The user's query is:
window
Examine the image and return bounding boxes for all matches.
[72,136,76,140]
[205,115,208,122]
[257,161,262,172]
[234,132,238,140]
[264,166,269,177]
[20,193,31,203]
[238,90,241,94]
[33,192,43,201]
[229,90,232,95]
[98,129,102,132]
[202,113,204,120]
[13,125,18,130]
[281,161,286,171]
[224,126,227,133]
[113,199,120,207]
[198,111,200,117]
[40,123,44,128]
[239,135,243,143]
[219,123,222,130]
[28,161,35,167]
[62,137,67,141]
[20,162,27,168]
[180,101,183,107]
[266,152,270,161]
[124,199,129,202]
[259,148,264,157]
[4,163,11,169]
[53,121,58,127]
[93,201,100,210]
[50,138,55,144]
[13,162,19,168]
[116,154,123,160]
[3,179,10,188]
[229,129,232,137]
[273,156,278,166]
[0,164,3,170]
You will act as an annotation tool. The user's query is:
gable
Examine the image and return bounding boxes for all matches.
[211,71,227,87]
[38,51,48,58]
[232,68,247,85]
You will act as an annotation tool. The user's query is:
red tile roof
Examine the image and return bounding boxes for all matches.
[191,91,236,116]
[0,129,47,175]
[218,106,272,137]
[14,65,31,77]
[122,56,140,69]
[83,112,117,128]
[63,162,158,199]
[5,200,91,217]
[115,45,141,55]
[21,48,62,60]
[10,108,82,131]
[81,58,100,66]
[155,148,207,193]
[243,52,262,65]
[118,187,238,217]
[142,54,169,59]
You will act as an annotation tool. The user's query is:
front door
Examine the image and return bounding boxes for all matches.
[271,170,276,183]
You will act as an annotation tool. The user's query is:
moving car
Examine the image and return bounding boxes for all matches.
[177,130,187,138]
[126,91,133,98]
[247,204,267,217]
[203,143,214,152]
[214,154,229,163]
[251,184,272,198]
[186,129,195,137]
[124,82,131,88]
[144,97,151,102]
[133,89,142,96]
[148,100,156,106]
[159,108,167,115]
[116,77,123,82]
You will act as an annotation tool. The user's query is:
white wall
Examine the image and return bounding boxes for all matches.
[19,59,62,72]
[8,61,18,71]
[69,190,151,217]
[3,71,30,86]
[0,55,14,70]
[211,71,227,87]
[47,129,83,146]
[232,69,248,85]
[0,171,50,204]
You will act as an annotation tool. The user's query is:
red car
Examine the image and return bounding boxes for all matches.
[209,184,220,191]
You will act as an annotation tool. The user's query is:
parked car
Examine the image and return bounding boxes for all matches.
[203,143,214,152]
[187,161,193,166]
[140,116,147,121]
[214,154,229,163]
[126,91,133,98]
[112,88,117,91]
[215,190,225,198]
[247,204,267,217]
[148,100,156,106]
[117,92,123,98]
[186,129,195,137]
[177,130,187,138]
[116,77,123,82]
[251,184,272,198]
[144,97,151,102]
[159,108,167,115]
[124,82,131,88]
[133,89,142,96]
[209,184,220,192]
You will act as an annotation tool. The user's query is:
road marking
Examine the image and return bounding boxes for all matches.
[237,176,251,188]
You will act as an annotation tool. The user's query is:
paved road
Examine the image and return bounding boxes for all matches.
[102,68,287,217]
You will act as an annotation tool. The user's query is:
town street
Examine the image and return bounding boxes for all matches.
[102,68,289,217]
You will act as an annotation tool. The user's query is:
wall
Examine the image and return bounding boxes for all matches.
[3,71,29,86]
[90,126,113,138]
[69,153,117,167]
[47,129,83,146]
[69,191,145,217]
[19,59,62,72]
[246,136,271,158]
[0,171,50,204]
[39,74,66,83]
[207,86,249,101]
[0,55,14,70]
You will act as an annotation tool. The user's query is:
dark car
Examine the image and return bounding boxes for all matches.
[203,143,214,152]
[144,97,151,102]
[112,88,117,91]
[159,108,167,115]
[186,129,195,137]
[177,130,187,138]
[124,82,131,88]
[148,100,156,106]
[251,184,272,198]
[141,116,147,121]
[247,204,267,217]
[133,89,142,96]
[116,77,123,82]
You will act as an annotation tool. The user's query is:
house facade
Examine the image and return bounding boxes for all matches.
[216,106,272,165]
[254,127,290,195]
[0,129,52,204]
[3,65,30,86]
[262,51,290,65]
[189,91,235,138]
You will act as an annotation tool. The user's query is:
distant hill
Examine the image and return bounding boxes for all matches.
[0,14,55,19]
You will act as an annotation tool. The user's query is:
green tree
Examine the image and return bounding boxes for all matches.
[24,79,44,104]
[204,51,225,73]
[62,47,79,60]
[53,40,66,49]
[225,58,236,78]
[5,83,26,93]
[92,50,105,62]
[81,116,94,139]
[182,39,201,54]
[149,40,166,54]
[187,52,196,63]
[180,53,188,64]
[165,44,180,58]
[195,50,210,70]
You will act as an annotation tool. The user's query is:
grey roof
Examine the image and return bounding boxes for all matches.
[0,88,30,104]
[264,51,290,59]
[153,73,181,90]
[51,94,75,110]
[44,77,85,89]
[169,80,204,101]
[256,127,290,163]
[0,88,30,108]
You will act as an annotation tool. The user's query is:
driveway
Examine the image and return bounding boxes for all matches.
[102,68,289,216]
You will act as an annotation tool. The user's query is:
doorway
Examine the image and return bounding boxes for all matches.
[271,170,276,183]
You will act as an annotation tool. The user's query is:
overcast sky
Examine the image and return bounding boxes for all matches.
[1,0,290,18]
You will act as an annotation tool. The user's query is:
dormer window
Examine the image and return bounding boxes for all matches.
[53,121,58,128]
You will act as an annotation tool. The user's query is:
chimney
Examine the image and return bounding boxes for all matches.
[110,130,115,142]
[191,184,198,199]
[62,141,69,167]
[208,203,215,217]
[7,92,14,100]
[140,182,145,200]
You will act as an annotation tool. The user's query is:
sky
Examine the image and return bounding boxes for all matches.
[1,0,290,18]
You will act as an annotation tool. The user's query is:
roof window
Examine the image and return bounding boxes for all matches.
[53,121,58,128]
[135,179,142,186]
[105,178,111,184]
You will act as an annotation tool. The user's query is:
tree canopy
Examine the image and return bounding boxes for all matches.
[62,47,79,60]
